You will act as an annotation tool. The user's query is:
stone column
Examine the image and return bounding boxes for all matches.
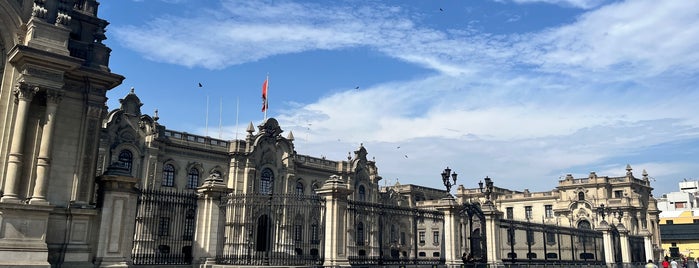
[316,175,352,267]
[596,220,615,265]
[639,229,654,262]
[30,90,62,204]
[192,174,230,266]
[617,224,632,264]
[432,197,460,266]
[2,85,38,203]
[94,165,139,267]
[482,202,503,267]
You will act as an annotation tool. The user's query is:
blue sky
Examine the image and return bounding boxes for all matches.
[99,0,699,196]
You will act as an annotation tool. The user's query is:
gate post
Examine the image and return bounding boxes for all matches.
[481,202,503,267]
[639,229,654,262]
[617,224,632,264]
[193,174,230,267]
[316,175,352,267]
[433,197,460,267]
[94,164,139,267]
[596,220,615,266]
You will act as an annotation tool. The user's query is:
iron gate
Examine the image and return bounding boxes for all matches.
[459,202,486,264]
[216,193,326,266]
[131,189,198,265]
[347,200,445,265]
[498,219,604,265]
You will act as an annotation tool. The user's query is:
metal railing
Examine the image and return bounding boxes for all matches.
[216,193,326,266]
[131,189,198,265]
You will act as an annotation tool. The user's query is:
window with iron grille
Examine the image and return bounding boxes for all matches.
[310,223,319,244]
[433,231,439,245]
[296,182,304,195]
[118,150,133,172]
[186,168,199,189]
[356,222,365,246]
[260,168,274,194]
[400,232,406,245]
[183,209,195,240]
[162,164,175,187]
[158,217,170,236]
[525,206,532,220]
[507,228,516,244]
[294,224,303,242]
[419,231,425,244]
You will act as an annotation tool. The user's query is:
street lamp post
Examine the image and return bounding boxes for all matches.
[478,176,494,203]
[441,167,458,197]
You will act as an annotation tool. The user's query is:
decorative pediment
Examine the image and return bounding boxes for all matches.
[258,118,283,137]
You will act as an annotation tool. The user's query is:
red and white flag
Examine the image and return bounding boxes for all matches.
[261,77,268,112]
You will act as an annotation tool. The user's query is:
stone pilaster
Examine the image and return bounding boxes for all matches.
[617,224,631,264]
[316,175,352,268]
[481,202,503,267]
[596,220,616,265]
[193,174,230,266]
[432,197,461,266]
[94,165,139,267]
[30,90,62,204]
[639,229,654,262]
[2,84,39,203]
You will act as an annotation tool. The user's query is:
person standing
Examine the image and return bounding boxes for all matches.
[663,258,671,268]
[672,259,679,268]
[646,259,658,268]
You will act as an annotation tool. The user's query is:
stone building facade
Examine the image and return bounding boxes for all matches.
[0,1,663,267]
[0,0,123,266]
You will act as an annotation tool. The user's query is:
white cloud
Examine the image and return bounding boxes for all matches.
[113,0,699,193]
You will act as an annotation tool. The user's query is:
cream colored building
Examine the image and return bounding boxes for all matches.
[0,1,664,267]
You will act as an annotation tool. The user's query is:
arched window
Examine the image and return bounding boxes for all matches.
[578,220,591,244]
[118,150,133,172]
[186,168,200,189]
[356,222,365,246]
[358,185,366,201]
[162,164,175,187]
[578,192,585,201]
[296,182,304,195]
[260,168,274,194]
[311,182,319,196]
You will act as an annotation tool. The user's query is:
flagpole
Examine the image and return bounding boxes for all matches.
[205,95,209,136]
[264,74,269,121]
[218,97,223,139]
[235,97,239,140]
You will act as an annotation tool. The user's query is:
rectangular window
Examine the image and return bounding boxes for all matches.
[546,232,556,244]
[158,217,170,236]
[400,232,406,245]
[433,231,439,244]
[525,206,533,220]
[294,224,303,241]
[614,190,623,198]
[675,202,686,209]
[310,224,319,244]
[666,220,674,225]
[506,207,513,219]
[545,205,553,218]
[526,230,534,245]
[419,231,425,244]
[507,228,515,244]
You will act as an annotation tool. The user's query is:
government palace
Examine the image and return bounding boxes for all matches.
[0,1,662,267]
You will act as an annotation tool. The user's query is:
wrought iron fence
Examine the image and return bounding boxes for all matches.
[346,200,445,265]
[131,189,198,265]
[215,193,325,266]
[498,219,604,265]
[628,235,646,263]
